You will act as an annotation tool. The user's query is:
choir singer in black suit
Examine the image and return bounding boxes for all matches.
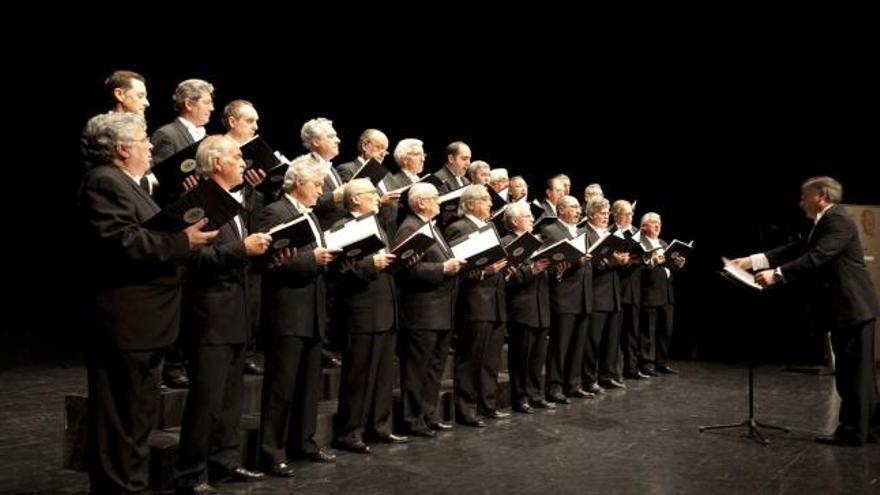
[78,112,217,494]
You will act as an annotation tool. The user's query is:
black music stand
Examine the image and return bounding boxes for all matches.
[698,271,790,446]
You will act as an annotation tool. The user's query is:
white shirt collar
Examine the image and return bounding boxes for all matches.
[285,193,311,213]
[814,204,834,224]
[119,167,142,185]
[178,117,205,142]
[465,214,487,228]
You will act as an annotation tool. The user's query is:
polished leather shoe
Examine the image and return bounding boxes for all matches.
[176,482,217,495]
[244,360,264,375]
[656,365,678,374]
[163,373,190,389]
[307,449,337,463]
[513,402,535,414]
[377,433,409,444]
[226,466,264,482]
[815,434,863,447]
[547,392,571,404]
[599,378,626,389]
[427,421,453,431]
[584,383,604,394]
[332,439,371,453]
[457,417,487,428]
[266,461,296,478]
[624,371,651,379]
[407,425,436,437]
[321,350,342,368]
[568,388,594,399]
[640,368,658,377]
[486,410,512,419]
[530,398,556,409]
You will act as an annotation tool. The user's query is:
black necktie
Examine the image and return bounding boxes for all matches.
[139,176,151,195]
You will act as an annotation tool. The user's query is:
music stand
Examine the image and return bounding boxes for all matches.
[698,270,790,446]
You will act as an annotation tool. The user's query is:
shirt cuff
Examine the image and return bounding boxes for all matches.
[750,253,770,271]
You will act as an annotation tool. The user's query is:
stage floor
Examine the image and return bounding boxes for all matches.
[1,361,876,494]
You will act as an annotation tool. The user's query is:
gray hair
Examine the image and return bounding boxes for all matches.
[195,135,237,178]
[172,79,214,113]
[584,183,603,196]
[408,182,438,210]
[504,201,531,229]
[585,197,610,217]
[467,160,490,181]
[802,176,843,203]
[458,184,487,217]
[489,168,509,181]
[640,212,662,226]
[612,199,633,218]
[393,138,424,165]
[81,112,146,167]
[283,154,324,192]
[343,178,373,210]
[300,117,334,151]
[557,195,580,209]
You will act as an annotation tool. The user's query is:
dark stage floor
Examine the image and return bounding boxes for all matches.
[1,361,877,494]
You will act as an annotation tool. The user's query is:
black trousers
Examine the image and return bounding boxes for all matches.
[336,330,395,442]
[642,305,674,369]
[830,318,879,442]
[508,323,549,405]
[595,310,622,382]
[174,344,246,487]
[546,313,588,395]
[617,303,642,375]
[87,348,162,495]
[400,328,453,429]
[454,321,505,420]
[259,335,322,465]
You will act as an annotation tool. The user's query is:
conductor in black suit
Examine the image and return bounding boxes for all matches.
[734,176,879,446]
[172,136,274,492]
[445,185,510,426]
[257,155,339,476]
[78,112,217,494]
[395,183,466,437]
[331,179,406,453]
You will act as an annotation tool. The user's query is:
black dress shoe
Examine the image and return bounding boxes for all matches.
[815,434,863,447]
[176,482,217,495]
[307,448,337,463]
[485,410,512,419]
[164,373,190,389]
[457,417,487,428]
[624,370,651,379]
[377,433,409,444]
[321,350,342,368]
[513,402,535,414]
[567,388,594,399]
[226,466,265,482]
[547,392,571,404]
[244,360,264,375]
[427,421,453,431]
[407,425,436,438]
[332,439,371,453]
[656,365,678,374]
[640,368,658,377]
[599,378,626,389]
[530,398,556,409]
[266,461,296,478]
[584,383,604,394]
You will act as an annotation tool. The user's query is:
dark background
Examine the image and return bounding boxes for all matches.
[5,41,877,369]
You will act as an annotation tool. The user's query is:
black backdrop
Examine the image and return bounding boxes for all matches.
[6,48,876,369]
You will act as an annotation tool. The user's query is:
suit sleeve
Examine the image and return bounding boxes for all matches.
[774,215,855,281]
[82,175,190,263]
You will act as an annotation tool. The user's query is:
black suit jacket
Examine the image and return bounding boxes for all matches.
[394,214,459,330]
[330,214,397,333]
[257,198,327,338]
[639,237,674,307]
[583,225,621,313]
[503,234,551,328]
[335,158,361,183]
[150,119,195,164]
[445,217,506,323]
[540,220,592,315]
[609,225,642,305]
[767,204,879,330]
[382,171,415,192]
[312,158,348,230]
[184,212,249,345]
[78,165,190,350]
[434,165,470,194]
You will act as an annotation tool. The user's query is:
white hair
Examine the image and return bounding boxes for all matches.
[300,117,334,151]
[283,154,324,192]
[393,138,424,165]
